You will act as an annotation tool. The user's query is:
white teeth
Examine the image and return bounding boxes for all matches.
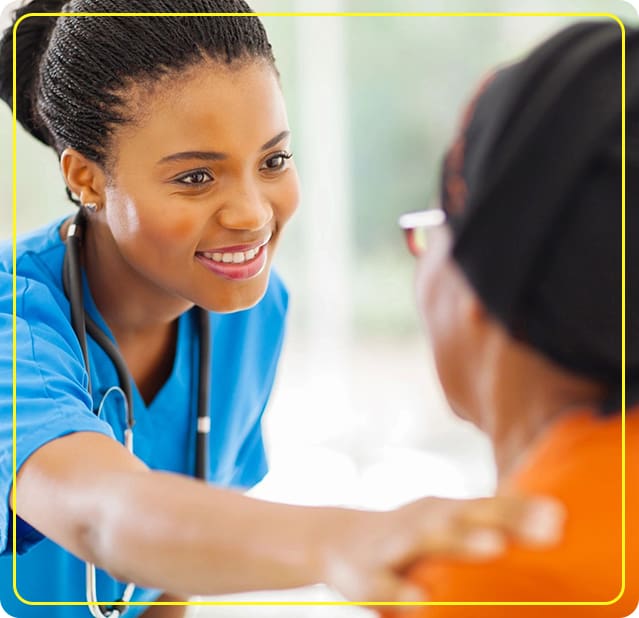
[203,245,263,264]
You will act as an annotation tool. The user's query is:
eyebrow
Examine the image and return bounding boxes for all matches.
[157,130,291,165]
[260,130,290,151]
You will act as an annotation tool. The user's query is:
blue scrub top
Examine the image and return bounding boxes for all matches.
[0,217,289,617]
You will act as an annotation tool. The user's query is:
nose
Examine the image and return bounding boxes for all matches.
[216,179,273,232]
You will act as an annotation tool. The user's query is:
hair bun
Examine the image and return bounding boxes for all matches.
[0,0,67,145]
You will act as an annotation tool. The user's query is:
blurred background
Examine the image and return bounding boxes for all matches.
[1,0,638,616]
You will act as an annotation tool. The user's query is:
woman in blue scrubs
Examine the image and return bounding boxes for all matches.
[0,1,563,617]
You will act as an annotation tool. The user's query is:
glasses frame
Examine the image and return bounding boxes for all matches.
[398,208,447,257]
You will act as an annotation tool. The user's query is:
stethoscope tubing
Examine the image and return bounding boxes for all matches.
[62,210,211,616]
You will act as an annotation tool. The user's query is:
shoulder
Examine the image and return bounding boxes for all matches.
[1,223,70,329]
[396,412,638,616]
[506,411,629,500]
[0,217,67,297]
[0,217,70,323]
[0,217,84,398]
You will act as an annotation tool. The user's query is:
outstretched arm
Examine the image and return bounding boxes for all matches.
[13,431,562,603]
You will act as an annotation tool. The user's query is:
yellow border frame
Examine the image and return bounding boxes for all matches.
[10,9,628,612]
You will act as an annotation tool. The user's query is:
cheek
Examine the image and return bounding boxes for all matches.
[103,188,142,241]
[418,262,448,356]
[416,252,447,342]
[105,186,199,253]
[417,258,467,410]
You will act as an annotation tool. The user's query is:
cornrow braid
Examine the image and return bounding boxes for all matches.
[0,0,275,178]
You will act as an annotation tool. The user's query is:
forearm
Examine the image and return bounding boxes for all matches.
[140,593,188,618]
[14,432,349,596]
[90,469,349,596]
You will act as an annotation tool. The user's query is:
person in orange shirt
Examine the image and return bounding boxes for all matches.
[391,21,638,617]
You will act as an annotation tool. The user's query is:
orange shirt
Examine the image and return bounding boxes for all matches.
[385,410,638,618]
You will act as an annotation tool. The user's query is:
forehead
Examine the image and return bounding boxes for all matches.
[109,59,286,162]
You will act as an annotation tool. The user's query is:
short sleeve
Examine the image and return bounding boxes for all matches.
[0,274,115,555]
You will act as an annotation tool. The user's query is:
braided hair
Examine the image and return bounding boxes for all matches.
[0,0,275,179]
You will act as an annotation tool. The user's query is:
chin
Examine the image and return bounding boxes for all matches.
[199,277,270,314]
[448,399,472,423]
[445,394,484,432]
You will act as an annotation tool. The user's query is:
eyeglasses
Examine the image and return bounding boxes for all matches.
[398,208,447,257]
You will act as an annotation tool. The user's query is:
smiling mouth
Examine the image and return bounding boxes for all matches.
[197,233,272,265]
[200,244,264,265]
[195,234,272,281]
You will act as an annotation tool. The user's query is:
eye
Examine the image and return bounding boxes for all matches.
[261,151,293,172]
[173,169,214,185]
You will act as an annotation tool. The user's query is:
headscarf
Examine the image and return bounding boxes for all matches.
[440,22,639,409]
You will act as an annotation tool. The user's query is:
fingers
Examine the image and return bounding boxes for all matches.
[413,526,507,561]
[369,572,427,603]
[321,494,565,606]
[357,571,428,614]
[389,494,565,565]
[452,494,565,546]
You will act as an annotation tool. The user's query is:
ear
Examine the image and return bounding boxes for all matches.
[60,148,106,208]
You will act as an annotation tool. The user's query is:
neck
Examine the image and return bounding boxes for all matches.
[478,336,605,480]
[78,216,194,338]
[62,215,188,403]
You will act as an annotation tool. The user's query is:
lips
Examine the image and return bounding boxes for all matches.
[195,234,272,281]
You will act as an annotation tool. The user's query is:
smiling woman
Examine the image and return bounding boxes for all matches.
[57,59,298,403]
[68,60,298,324]
[0,2,564,618]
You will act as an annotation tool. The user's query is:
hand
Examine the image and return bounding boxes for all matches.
[317,495,564,604]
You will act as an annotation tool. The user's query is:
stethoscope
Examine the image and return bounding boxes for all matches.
[62,209,211,617]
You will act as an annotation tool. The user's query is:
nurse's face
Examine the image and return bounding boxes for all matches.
[101,59,299,313]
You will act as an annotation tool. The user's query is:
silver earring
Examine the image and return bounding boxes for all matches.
[84,202,98,213]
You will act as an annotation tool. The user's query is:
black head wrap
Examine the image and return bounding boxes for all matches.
[440,22,639,411]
